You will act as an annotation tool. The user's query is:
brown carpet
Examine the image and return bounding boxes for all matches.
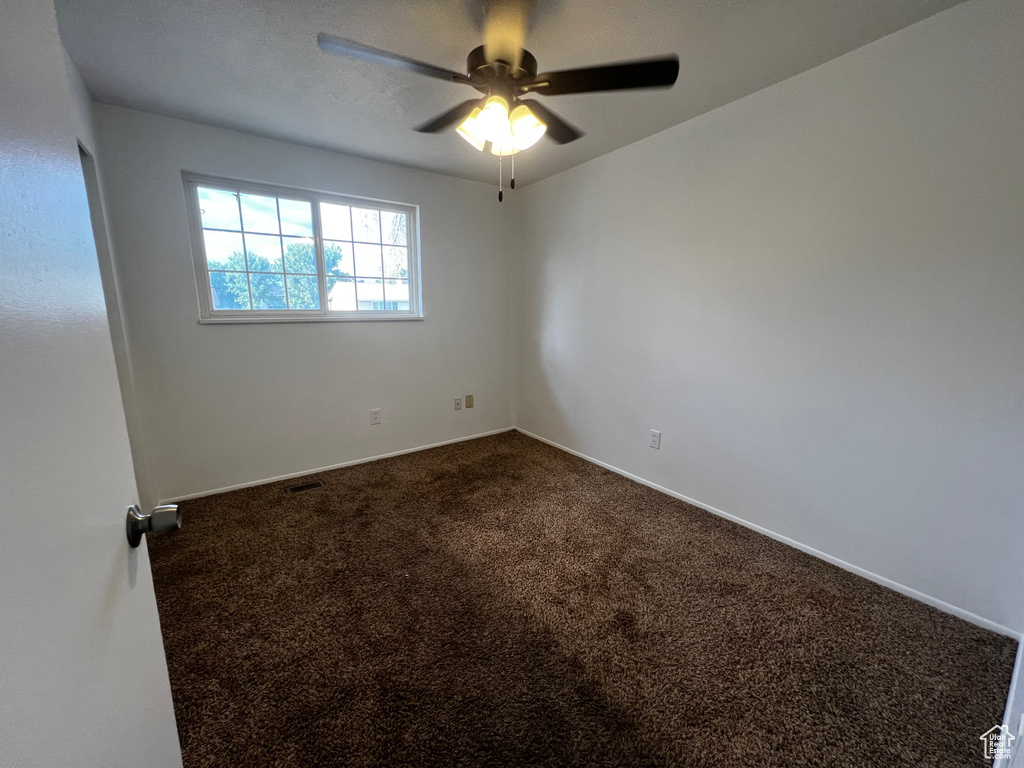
[150,431,1016,767]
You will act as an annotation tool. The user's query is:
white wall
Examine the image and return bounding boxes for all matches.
[93,106,515,503]
[516,0,1024,634]
[0,0,180,764]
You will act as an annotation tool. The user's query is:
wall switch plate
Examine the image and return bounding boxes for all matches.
[465,394,474,408]
[370,409,381,425]
[454,398,462,411]
[649,430,661,449]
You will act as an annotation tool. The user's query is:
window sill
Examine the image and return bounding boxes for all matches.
[198,314,424,325]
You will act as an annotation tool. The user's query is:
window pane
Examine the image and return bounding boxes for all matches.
[244,234,283,272]
[209,271,250,310]
[278,198,313,237]
[203,229,246,269]
[354,243,383,277]
[320,202,351,241]
[324,241,353,277]
[194,180,417,319]
[249,273,287,309]
[384,278,409,307]
[198,187,240,231]
[381,211,407,245]
[282,237,316,274]
[383,246,408,278]
[327,277,356,311]
[356,278,384,308]
[287,275,319,310]
[240,194,280,234]
[352,208,380,243]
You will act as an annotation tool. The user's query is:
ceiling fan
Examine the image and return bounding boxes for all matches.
[317,0,679,199]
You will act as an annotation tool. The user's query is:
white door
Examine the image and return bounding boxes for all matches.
[0,1,182,765]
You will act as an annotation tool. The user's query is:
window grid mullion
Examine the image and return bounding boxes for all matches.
[312,198,329,315]
[349,206,361,309]
[276,198,291,310]
[378,211,385,306]
[235,192,254,311]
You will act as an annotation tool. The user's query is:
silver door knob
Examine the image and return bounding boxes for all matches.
[126,504,181,548]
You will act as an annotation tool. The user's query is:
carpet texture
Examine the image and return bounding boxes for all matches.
[150,431,1016,767]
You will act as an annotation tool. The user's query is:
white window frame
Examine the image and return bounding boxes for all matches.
[183,173,422,323]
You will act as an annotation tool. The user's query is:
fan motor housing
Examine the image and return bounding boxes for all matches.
[467,45,538,93]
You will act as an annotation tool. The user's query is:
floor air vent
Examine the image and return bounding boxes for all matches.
[286,481,324,494]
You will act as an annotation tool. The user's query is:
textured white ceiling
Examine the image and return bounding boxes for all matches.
[56,0,965,186]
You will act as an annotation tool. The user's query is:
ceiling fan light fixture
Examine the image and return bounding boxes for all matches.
[510,104,546,151]
[489,104,547,156]
[476,95,511,143]
[456,107,486,151]
[489,129,517,157]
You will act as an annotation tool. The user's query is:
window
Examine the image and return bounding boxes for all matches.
[184,175,420,321]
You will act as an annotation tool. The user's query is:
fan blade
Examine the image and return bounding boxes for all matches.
[317,33,471,84]
[415,99,485,133]
[517,100,583,144]
[483,0,533,69]
[529,57,679,95]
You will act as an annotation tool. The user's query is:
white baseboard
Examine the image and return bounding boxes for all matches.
[515,428,1021,641]
[159,427,516,504]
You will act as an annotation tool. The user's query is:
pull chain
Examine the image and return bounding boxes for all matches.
[511,151,516,190]
[498,154,503,202]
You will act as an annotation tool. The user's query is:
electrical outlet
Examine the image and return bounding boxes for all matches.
[454,398,462,411]
[465,394,474,408]
[649,430,661,450]
[370,409,381,425]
